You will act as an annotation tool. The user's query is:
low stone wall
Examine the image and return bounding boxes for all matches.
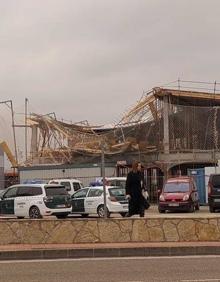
[0,217,220,245]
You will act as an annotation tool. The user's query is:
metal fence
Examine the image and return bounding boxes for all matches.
[169,104,220,152]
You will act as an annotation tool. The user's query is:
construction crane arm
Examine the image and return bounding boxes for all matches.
[0,141,18,168]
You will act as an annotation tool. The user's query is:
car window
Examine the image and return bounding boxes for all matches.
[108,180,126,189]
[109,187,125,197]
[49,181,59,184]
[115,180,126,189]
[88,189,103,197]
[211,175,220,187]
[17,186,42,196]
[72,188,89,198]
[45,186,68,196]
[60,181,71,191]
[164,182,190,193]
[4,187,18,198]
[73,182,81,191]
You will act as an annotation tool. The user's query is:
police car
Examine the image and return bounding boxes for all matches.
[0,184,72,219]
[48,178,83,196]
[71,186,128,217]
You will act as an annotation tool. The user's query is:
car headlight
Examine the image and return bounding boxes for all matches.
[159,194,165,201]
[183,194,189,201]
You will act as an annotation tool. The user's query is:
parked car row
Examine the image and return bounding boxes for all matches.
[0,182,129,219]
[1,174,220,219]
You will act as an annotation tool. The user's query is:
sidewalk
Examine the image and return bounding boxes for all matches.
[1,241,220,260]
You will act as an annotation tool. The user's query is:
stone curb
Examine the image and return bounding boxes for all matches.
[1,245,220,260]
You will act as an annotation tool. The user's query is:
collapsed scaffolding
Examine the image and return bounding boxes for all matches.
[26,81,220,165]
[27,89,158,164]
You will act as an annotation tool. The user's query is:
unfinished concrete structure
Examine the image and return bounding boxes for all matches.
[24,81,220,200]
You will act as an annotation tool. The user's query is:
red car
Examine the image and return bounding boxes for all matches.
[158,177,200,213]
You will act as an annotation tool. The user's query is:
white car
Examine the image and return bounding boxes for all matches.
[71,186,128,217]
[106,177,149,201]
[48,178,83,196]
[0,184,72,219]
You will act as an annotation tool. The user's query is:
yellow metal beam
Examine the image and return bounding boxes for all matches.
[0,141,18,167]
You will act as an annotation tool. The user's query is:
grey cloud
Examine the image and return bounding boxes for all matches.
[0,0,219,129]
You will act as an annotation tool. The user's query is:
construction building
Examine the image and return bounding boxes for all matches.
[18,81,220,201]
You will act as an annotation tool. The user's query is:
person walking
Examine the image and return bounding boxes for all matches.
[125,161,145,217]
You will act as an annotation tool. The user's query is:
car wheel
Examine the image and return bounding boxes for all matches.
[189,203,195,213]
[209,205,215,213]
[81,214,89,218]
[56,214,68,219]
[120,212,127,217]
[158,207,165,213]
[97,205,110,218]
[29,206,42,219]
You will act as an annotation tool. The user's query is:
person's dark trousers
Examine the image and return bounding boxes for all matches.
[139,205,145,217]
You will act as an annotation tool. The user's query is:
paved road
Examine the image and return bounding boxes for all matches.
[1,256,220,282]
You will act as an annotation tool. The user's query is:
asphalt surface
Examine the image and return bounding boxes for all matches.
[1,256,220,282]
[0,205,217,220]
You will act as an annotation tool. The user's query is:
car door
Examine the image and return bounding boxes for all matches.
[85,189,103,214]
[192,182,199,203]
[0,186,18,215]
[71,188,89,213]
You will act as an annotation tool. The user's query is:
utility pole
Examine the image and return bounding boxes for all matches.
[0,100,18,165]
[10,101,18,165]
[25,98,28,161]
[101,142,107,218]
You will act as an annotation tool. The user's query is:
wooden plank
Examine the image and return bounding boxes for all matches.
[153,87,220,101]
[148,101,158,120]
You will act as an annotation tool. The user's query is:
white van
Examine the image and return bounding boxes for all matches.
[48,179,83,196]
[0,184,72,219]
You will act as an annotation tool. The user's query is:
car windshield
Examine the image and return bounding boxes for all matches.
[45,186,68,196]
[164,182,190,193]
[109,187,126,197]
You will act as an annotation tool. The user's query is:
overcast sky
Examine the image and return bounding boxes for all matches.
[0,0,220,158]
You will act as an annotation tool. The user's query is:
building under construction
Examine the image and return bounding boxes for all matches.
[18,81,220,200]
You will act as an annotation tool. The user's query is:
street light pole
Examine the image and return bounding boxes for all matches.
[101,143,107,218]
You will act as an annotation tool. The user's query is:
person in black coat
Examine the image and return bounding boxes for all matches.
[125,161,145,217]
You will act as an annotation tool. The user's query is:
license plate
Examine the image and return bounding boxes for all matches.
[214,199,220,202]
[169,203,179,207]
[57,204,66,208]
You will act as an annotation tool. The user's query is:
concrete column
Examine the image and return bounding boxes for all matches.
[0,148,4,189]
[30,125,38,159]
[163,95,170,154]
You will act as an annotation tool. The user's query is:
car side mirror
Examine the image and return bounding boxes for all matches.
[66,187,71,192]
